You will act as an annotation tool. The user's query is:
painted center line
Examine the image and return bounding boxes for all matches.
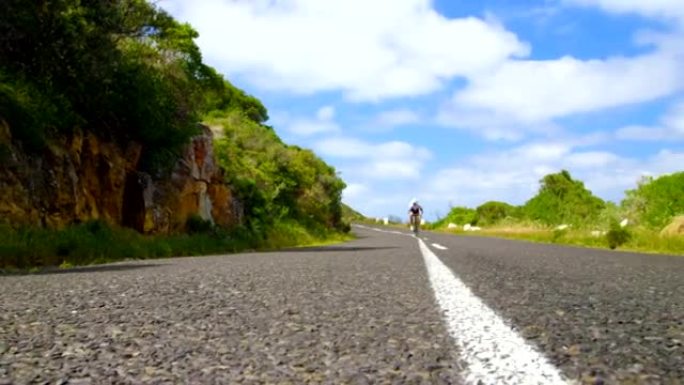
[417,238,568,385]
[431,243,448,250]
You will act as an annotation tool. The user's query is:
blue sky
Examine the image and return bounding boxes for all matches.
[161,0,684,220]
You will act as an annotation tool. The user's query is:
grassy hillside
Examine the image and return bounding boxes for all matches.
[208,111,347,239]
[0,0,351,270]
[342,204,366,222]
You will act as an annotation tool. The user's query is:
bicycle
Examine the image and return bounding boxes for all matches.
[409,214,421,236]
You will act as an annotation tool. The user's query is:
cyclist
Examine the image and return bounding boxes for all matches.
[408,199,423,235]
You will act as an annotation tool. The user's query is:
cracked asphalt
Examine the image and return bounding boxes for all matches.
[1,226,682,384]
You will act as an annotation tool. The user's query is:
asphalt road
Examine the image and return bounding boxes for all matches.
[0,226,682,384]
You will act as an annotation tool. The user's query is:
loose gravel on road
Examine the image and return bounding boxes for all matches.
[2,226,682,384]
[425,231,684,385]
[1,229,463,384]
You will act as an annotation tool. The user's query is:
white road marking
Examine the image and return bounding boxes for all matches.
[417,238,569,385]
[432,243,448,250]
[354,224,412,237]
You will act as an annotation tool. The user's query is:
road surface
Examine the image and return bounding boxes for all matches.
[1,225,682,384]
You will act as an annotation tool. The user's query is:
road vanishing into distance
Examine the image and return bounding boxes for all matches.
[1,225,682,384]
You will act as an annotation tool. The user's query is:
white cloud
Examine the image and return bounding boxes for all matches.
[342,183,369,201]
[313,137,432,180]
[662,100,684,133]
[317,106,335,121]
[314,138,431,161]
[277,105,340,136]
[434,7,684,141]
[615,125,668,141]
[563,0,684,22]
[565,151,619,168]
[447,50,684,126]
[287,120,339,136]
[374,109,420,127]
[436,105,557,141]
[616,100,684,141]
[424,141,684,210]
[162,0,528,101]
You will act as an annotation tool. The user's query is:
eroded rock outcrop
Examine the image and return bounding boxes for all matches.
[127,125,242,233]
[0,121,241,233]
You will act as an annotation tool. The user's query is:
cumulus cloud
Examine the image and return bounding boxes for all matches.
[442,49,684,131]
[425,142,684,208]
[316,106,335,121]
[374,109,421,127]
[342,183,369,201]
[563,0,684,22]
[315,138,431,160]
[313,137,432,180]
[279,106,340,136]
[435,1,684,141]
[616,100,684,141]
[162,0,528,101]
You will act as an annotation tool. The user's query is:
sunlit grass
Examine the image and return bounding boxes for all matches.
[0,220,353,272]
[432,225,684,256]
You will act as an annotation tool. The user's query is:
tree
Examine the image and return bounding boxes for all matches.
[523,170,605,226]
[621,172,684,229]
[212,111,346,234]
[475,201,516,226]
[433,206,477,228]
[0,0,227,166]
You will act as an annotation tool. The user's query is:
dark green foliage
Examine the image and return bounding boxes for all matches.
[338,221,352,233]
[552,228,567,243]
[606,220,631,250]
[203,73,269,124]
[0,71,76,152]
[0,143,10,163]
[475,201,516,226]
[0,0,238,167]
[341,203,365,222]
[0,221,245,270]
[0,219,350,271]
[522,170,605,226]
[0,1,349,262]
[185,215,214,234]
[622,172,684,229]
[211,112,346,236]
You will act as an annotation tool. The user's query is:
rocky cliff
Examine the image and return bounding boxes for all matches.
[0,120,241,233]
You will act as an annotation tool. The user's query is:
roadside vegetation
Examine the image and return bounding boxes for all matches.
[0,219,352,272]
[0,0,350,271]
[429,170,684,255]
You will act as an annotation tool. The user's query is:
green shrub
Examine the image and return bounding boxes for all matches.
[432,206,477,229]
[186,214,215,234]
[622,173,684,229]
[606,220,631,250]
[338,221,352,233]
[552,228,567,243]
[475,201,516,226]
[522,170,605,227]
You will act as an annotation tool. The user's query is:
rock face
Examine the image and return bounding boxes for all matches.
[125,125,242,233]
[0,120,241,233]
[660,216,684,237]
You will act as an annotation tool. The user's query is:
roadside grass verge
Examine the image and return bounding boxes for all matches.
[0,220,352,272]
[431,225,684,256]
